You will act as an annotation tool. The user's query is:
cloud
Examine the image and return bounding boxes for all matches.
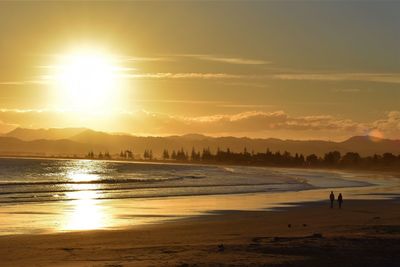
[5,63,400,87]
[331,88,362,93]
[0,80,48,85]
[123,56,173,62]
[272,73,400,84]
[0,108,399,141]
[217,104,275,109]
[125,71,400,84]
[181,54,270,65]
[0,72,243,87]
[125,72,243,79]
[118,110,400,140]
[102,110,369,139]
[170,111,366,133]
[114,53,269,66]
[134,99,227,105]
[217,81,269,88]
[371,111,400,138]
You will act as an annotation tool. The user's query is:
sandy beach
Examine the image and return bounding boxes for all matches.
[0,159,399,266]
[0,197,399,267]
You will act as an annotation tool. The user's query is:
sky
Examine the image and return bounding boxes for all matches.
[0,1,400,141]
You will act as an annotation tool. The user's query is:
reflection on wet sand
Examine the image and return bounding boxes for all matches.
[59,166,400,232]
[0,159,399,235]
[62,191,107,231]
[62,160,108,231]
[0,179,399,235]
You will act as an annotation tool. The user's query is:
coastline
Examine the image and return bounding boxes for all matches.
[0,197,399,266]
[0,158,399,266]
[1,173,399,236]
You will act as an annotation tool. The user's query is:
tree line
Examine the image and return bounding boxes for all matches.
[86,148,400,171]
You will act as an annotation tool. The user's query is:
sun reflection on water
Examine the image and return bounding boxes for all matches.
[66,159,103,182]
[68,172,100,182]
[61,160,110,231]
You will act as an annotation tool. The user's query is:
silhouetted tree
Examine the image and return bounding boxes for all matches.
[324,151,341,165]
[87,151,95,159]
[171,150,177,160]
[201,147,213,161]
[382,152,397,165]
[143,149,152,160]
[191,147,200,161]
[163,149,170,160]
[175,148,188,161]
[306,154,319,166]
[126,150,133,159]
[341,152,360,166]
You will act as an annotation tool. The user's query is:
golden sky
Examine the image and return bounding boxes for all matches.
[0,1,400,140]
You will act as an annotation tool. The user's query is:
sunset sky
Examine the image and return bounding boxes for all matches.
[1,1,400,140]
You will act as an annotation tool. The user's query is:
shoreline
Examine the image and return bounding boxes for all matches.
[0,157,399,265]
[0,197,399,266]
[0,157,399,237]
[1,175,399,236]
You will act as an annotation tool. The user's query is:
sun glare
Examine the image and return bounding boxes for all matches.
[62,190,107,231]
[51,48,124,112]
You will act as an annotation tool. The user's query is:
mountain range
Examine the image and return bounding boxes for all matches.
[1,127,400,157]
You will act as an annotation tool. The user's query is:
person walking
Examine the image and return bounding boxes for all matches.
[338,193,343,209]
[329,191,335,208]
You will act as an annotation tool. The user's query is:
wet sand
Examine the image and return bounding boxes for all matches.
[1,182,398,236]
[0,197,399,267]
[0,169,399,266]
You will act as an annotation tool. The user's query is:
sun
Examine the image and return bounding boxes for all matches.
[51,48,123,112]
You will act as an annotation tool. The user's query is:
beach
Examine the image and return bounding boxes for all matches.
[0,158,399,266]
[0,198,399,267]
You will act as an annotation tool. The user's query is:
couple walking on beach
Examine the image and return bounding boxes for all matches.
[330,191,343,208]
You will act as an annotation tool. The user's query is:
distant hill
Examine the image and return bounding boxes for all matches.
[0,137,90,156]
[1,128,400,157]
[5,127,87,141]
[340,136,400,155]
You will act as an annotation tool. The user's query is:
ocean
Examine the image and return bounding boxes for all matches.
[0,157,369,205]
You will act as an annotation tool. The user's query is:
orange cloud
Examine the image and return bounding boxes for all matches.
[0,109,399,141]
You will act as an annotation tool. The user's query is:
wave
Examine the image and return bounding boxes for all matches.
[0,158,374,206]
[0,175,206,187]
[222,167,235,173]
[0,183,312,205]
[0,181,305,196]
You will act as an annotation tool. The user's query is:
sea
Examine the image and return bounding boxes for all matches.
[0,157,371,205]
